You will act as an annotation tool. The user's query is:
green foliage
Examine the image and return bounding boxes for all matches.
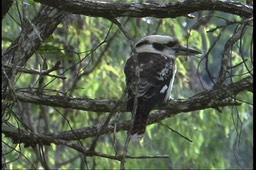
[2,0,252,169]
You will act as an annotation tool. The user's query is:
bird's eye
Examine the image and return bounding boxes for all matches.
[166,41,176,47]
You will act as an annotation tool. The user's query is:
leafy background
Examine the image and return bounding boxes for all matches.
[2,0,252,169]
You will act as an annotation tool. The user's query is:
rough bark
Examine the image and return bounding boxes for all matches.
[34,0,253,18]
[12,76,252,112]
[2,6,66,94]
[2,76,252,147]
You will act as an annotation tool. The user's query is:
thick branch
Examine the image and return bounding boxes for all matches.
[3,76,252,146]
[2,123,169,160]
[3,6,65,65]
[34,0,252,18]
[2,6,66,91]
[1,96,243,145]
[14,76,252,112]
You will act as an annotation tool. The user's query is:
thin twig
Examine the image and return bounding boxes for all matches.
[217,23,247,85]
[88,87,128,152]
[159,122,192,142]
[3,62,66,80]
[2,141,36,169]
[108,17,139,170]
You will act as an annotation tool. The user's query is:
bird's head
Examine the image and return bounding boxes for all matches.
[135,35,201,58]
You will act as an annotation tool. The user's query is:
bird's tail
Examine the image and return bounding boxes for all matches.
[130,104,150,142]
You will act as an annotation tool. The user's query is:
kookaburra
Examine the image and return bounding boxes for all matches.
[124,35,201,141]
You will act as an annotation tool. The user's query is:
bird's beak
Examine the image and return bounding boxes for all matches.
[174,45,201,56]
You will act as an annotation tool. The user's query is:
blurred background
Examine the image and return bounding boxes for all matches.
[2,0,253,169]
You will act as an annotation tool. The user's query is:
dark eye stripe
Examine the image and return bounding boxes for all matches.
[166,41,176,47]
[152,43,165,51]
[136,40,149,48]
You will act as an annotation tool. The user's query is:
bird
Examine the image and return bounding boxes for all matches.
[124,35,201,141]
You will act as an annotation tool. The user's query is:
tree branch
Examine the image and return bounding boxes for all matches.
[2,97,243,146]
[13,76,252,112]
[3,76,251,146]
[216,21,248,85]
[34,0,252,18]
[4,76,250,147]
[2,123,169,160]
[3,61,66,80]
[2,6,66,92]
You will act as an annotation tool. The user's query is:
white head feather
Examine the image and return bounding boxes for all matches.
[135,35,200,58]
[135,35,178,58]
